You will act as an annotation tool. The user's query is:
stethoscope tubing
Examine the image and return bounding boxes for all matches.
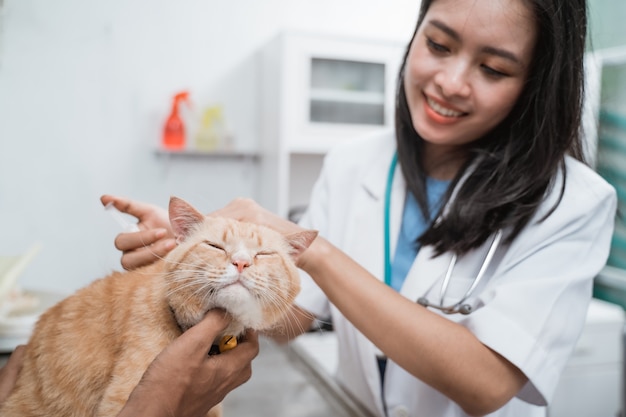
[384,151,502,315]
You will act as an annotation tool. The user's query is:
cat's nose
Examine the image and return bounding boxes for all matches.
[232,259,251,273]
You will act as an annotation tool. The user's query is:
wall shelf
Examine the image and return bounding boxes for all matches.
[154,148,259,161]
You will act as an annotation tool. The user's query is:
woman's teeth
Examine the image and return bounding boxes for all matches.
[427,97,464,117]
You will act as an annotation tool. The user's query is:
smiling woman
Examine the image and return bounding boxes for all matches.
[403,0,536,164]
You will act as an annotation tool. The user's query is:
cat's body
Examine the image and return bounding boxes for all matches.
[0,197,316,417]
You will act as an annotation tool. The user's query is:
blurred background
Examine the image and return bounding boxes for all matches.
[0,0,624,295]
[0,0,418,292]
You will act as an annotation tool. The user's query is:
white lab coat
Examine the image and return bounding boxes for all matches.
[294,130,617,417]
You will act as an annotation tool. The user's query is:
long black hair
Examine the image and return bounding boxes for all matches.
[395,0,589,256]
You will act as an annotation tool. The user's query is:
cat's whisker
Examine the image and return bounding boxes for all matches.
[165,277,210,298]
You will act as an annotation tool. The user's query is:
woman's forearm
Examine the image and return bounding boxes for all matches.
[298,237,526,416]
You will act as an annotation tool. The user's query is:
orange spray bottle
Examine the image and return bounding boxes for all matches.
[162,91,191,150]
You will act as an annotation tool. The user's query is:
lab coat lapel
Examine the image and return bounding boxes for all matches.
[400,245,453,303]
[351,145,455,307]
[400,160,477,303]
[346,145,403,284]
[341,144,402,413]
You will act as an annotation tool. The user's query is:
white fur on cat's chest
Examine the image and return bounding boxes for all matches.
[210,267,265,335]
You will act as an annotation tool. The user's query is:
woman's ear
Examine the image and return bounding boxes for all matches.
[169,196,205,243]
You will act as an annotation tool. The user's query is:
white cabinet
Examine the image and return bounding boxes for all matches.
[548,298,624,417]
[258,32,405,217]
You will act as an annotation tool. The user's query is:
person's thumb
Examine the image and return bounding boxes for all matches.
[177,309,231,356]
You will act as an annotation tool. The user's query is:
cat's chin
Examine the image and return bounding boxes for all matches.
[211,286,266,330]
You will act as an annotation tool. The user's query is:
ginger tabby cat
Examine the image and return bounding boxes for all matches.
[0,196,317,417]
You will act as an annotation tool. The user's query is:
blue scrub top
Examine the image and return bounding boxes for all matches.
[390,178,450,292]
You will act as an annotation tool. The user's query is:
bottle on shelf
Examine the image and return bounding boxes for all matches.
[162,91,191,151]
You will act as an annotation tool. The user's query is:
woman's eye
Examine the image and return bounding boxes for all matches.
[481,65,508,79]
[426,37,449,54]
[205,241,225,252]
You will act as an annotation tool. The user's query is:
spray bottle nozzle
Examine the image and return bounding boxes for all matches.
[173,91,190,106]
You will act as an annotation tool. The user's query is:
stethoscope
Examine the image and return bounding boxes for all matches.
[384,152,503,315]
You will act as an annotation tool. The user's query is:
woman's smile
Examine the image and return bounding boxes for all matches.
[424,94,467,123]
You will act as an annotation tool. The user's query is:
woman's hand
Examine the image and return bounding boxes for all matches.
[100,195,176,270]
[212,198,304,236]
[0,345,26,405]
[212,198,322,270]
[117,310,259,417]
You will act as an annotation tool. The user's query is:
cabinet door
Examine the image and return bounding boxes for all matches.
[309,57,386,126]
[282,34,405,153]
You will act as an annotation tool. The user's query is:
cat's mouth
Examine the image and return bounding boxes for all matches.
[221,276,251,290]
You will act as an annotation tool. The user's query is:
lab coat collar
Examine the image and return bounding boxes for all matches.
[357,141,454,302]
[360,138,405,267]
[361,133,401,201]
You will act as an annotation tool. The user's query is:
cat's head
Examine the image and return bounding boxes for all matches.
[163,197,317,337]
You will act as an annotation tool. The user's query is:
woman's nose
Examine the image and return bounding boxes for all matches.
[434,61,471,98]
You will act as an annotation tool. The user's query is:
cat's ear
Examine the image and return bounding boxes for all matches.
[285,230,318,259]
[169,196,205,243]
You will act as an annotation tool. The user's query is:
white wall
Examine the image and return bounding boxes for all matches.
[0,0,419,293]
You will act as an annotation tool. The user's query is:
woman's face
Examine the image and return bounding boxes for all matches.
[404,0,537,149]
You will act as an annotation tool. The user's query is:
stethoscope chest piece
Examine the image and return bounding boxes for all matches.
[416,230,503,315]
[417,296,474,315]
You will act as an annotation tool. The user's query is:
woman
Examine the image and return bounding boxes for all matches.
[101,0,615,415]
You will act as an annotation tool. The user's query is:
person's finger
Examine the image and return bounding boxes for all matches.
[213,330,258,389]
[210,198,257,221]
[114,229,168,252]
[0,345,26,402]
[100,194,117,207]
[177,310,232,357]
[3,345,26,374]
[222,329,259,361]
[100,195,155,220]
[120,239,175,270]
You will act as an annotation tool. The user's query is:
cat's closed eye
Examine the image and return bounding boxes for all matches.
[204,241,226,252]
[255,251,277,259]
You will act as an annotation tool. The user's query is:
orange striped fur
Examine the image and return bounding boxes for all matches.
[0,197,316,417]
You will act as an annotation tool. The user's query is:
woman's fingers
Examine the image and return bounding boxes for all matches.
[212,198,303,236]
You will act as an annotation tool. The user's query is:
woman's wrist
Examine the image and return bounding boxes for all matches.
[296,235,331,275]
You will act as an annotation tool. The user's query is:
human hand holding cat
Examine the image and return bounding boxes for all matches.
[212,198,306,240]
[116,309,259,417]
[101,194,177,270]
[212,198,323,270]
